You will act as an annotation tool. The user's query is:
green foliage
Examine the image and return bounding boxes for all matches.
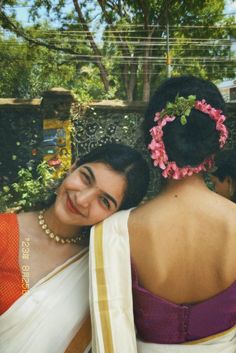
[72,65,110,102]
[0,28,109,99]
[160,95,196,125]
[0,0,235,101]
[0,161,55,213]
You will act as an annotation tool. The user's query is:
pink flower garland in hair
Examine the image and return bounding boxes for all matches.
[148,98,228,180]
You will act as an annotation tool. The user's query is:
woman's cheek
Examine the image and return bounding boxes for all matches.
[94,205,109,223]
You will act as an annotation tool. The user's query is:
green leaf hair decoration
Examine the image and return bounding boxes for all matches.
[160,95,196,125]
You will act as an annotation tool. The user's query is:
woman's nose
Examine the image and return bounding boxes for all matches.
[75,188,97,207]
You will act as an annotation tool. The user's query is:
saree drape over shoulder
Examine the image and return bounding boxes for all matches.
[0,248,91,353]
[89,209,236,353]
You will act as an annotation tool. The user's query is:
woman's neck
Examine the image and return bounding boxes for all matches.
[41,206,83,239]
[163,173,209,194]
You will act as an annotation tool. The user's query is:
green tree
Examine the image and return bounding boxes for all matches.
[0,0,235,101]
[0,29,107,99]
[98,0,235,100]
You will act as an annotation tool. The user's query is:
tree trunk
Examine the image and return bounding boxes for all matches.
[142,41,152,102]
[127,62,138,102]
[95,60,110,92]
[96,0,135,98]
[123,63,129,98]
[142,58,151,102]
[73,0,110,93]
[142,66,151,102]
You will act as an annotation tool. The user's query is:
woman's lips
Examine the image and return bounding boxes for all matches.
[66,195,84,216]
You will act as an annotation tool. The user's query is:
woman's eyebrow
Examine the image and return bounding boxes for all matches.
[83,165,118,208]
[83,166,95,182]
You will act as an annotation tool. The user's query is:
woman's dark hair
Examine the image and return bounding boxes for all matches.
[76,143,149,210]
[144,76,226,167]
[213,149,236,182]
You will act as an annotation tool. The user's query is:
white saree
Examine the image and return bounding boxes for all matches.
[89,209,236,353]
[0,248,91,353]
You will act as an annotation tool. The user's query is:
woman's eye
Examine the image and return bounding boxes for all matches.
[80,172,91,185]
[100,197,111,210]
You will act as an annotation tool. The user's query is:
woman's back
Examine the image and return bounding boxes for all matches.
[89,76,236,349]
[129,175,236,305]
[127,76,236,345]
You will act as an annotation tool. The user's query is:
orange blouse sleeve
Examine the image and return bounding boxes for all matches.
[0,213,23,315]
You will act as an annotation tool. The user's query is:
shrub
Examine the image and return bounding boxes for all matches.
[0,161,55,213]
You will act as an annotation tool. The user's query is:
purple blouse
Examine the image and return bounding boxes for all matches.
[131,264,236,344]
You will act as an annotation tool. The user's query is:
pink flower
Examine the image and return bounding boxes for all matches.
[148,99,228,179]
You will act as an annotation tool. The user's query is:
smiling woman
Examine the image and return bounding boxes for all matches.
[0,143,149,353]
[53,162,126,228]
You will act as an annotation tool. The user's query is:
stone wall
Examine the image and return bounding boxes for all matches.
[73,100,236,196]
[0,88,74,185]
[0,89,236,196]
[0,98,42,184]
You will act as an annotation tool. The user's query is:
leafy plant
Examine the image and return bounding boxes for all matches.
[159,95,196,125]
[0,161,56,213]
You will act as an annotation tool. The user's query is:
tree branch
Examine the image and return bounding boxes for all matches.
[136,0,149,29]
[72,0,109,91]
[0,9,94,61]
[97,0,131,56]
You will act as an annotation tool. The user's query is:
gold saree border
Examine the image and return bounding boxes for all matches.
[94,223,114,353]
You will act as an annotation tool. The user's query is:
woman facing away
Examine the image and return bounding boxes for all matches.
[90,76,236,353]
[0,143,149,353]
[211,148,236,203]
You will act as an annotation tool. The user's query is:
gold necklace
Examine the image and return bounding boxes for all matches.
[38,210,81,245]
